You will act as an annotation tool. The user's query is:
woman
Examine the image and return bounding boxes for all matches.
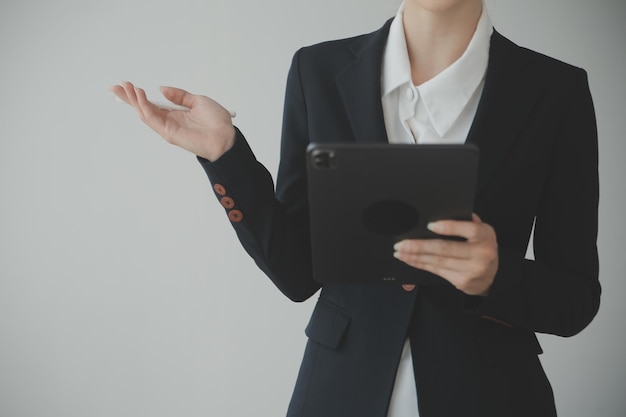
[110,0,600,416]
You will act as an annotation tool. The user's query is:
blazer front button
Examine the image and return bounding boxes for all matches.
[402,284,416,292]
[220,196,235,209]
[228,210,243,223]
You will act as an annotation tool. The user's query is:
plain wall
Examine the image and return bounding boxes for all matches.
[1,0,624,416]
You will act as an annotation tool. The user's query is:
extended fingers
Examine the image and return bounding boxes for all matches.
[134,86,158,116]
[112,82,172,139]
[118,81,139,105]
[428,219,478,241]
[428,216,495,243]
[109,84,131,105]
[160,86,196,108]
[394,238,465,259]
[115,81,148,121]
[393,240,473,274]
[394,252,459,275]
[394,237,496,264]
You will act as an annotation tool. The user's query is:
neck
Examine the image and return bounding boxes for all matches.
[403,0,483,85]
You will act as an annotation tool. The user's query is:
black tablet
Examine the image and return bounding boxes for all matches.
[306,142,479,285]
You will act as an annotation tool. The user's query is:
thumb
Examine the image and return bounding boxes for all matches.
[160,86,197,108]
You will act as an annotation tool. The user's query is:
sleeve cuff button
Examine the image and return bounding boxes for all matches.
[220,196,235,209]
[228,210,243,223]
[214,184,227,196]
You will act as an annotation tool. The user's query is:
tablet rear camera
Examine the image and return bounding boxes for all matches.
[310,149,337,169]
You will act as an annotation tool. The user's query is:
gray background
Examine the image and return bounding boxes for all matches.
[1,0,624,416]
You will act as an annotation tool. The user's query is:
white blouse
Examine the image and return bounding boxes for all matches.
[380,2,493,416]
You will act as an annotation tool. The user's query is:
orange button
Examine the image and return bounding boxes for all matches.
[220,196,235,209]
[214,184,226,196]
[228,210,243,223]
[402,284,416,292]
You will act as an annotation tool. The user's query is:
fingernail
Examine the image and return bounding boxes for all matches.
[427,222,440,232]
[393,251,401,259]
[393,241,403,251]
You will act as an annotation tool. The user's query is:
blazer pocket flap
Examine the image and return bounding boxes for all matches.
[476,318,543,366]
[305,300,351,350]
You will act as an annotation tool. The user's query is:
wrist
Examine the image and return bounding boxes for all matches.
[202,123,236,162]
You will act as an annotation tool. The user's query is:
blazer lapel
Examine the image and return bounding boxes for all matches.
[335,20,393,144]
[466,31,544,194]
[334,26,544,194]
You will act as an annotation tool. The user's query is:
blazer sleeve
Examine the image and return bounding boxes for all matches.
[476,69,600,337]
[197,49,321,302]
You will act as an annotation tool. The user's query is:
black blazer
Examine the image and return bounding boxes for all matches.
[199,19,600,417]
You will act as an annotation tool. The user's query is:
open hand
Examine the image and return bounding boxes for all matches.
[109,82,236,161]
